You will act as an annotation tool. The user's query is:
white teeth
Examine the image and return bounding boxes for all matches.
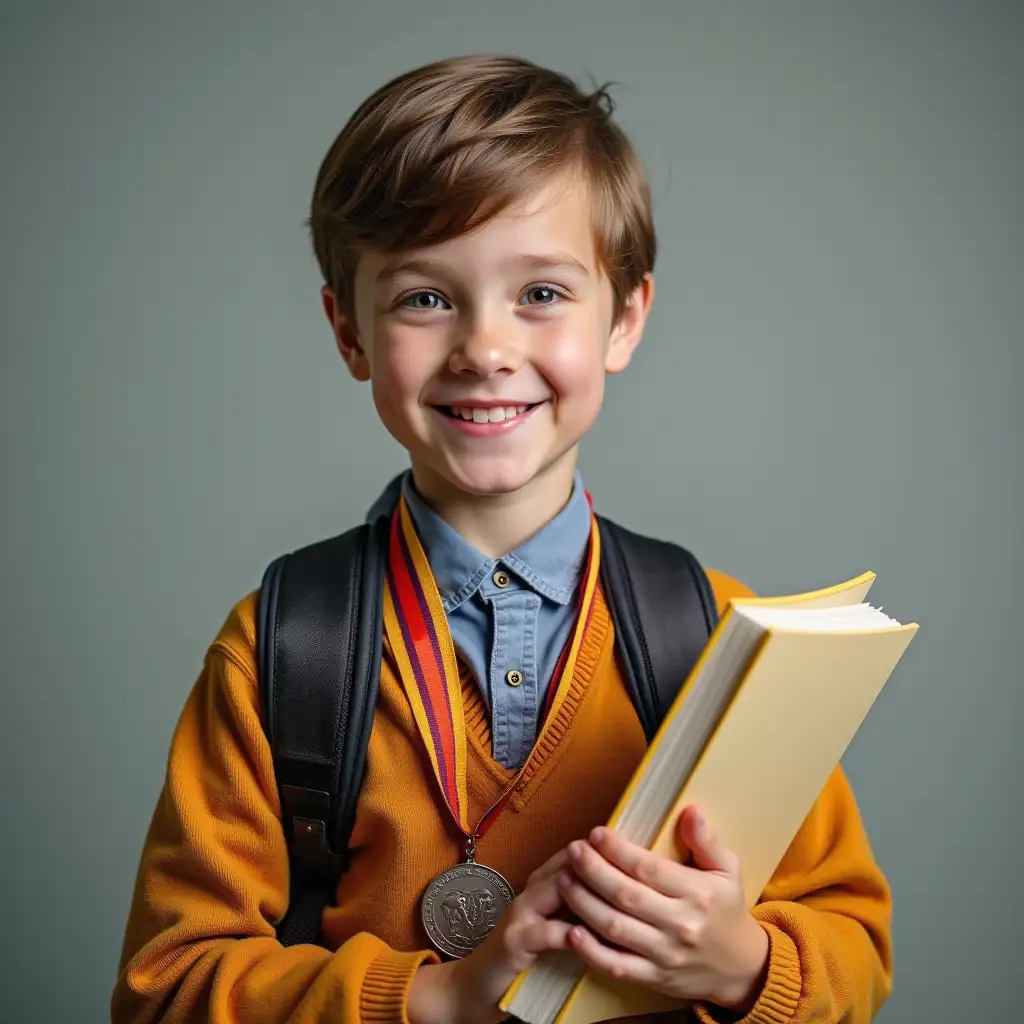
[449,404,532,423]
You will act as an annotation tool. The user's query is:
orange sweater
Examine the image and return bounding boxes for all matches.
[112,570,892,1024]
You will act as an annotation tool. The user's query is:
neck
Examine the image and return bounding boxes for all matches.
[409,457,579,558]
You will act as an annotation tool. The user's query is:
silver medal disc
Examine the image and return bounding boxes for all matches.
[420,862,514,958]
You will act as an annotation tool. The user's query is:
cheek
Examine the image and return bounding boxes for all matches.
[536,314,610,399]
[368,330,437,409]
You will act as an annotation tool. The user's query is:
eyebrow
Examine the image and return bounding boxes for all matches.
[511,252,591,278]
[374,251,592,284]
[375,257,450,284]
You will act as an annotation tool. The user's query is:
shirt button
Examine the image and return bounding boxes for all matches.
[506,669,524,687]
[493,570,511,589]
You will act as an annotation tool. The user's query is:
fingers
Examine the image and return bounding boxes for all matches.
[515,916,575,956]
[519,863,567,918]
[557,870,667,961]
[526,847,572,888]
[675,806,739,875]
[566,925,662,988]
[580,829,696,900]
[518,847,576,919]
[497,860,575,971]
[494,913,574,977]
[567,838,680,930]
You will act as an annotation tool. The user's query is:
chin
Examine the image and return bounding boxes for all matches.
[442,463,541,497]
[415,447,549,497]
[436,444,580,501]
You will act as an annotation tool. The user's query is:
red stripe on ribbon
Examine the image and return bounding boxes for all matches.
[388,512,461,820]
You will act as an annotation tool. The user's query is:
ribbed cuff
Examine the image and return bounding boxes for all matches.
[694,923,802,1024]
[360,947,440,1023]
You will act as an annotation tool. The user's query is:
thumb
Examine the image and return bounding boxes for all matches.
[676,805,736,874]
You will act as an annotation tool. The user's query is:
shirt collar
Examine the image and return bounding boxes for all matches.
[365,470,592,611]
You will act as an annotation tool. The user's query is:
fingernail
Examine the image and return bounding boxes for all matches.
[697,813,706,834]
[569,841,583,861]
[591,826,606,844]
[557,871,571,890]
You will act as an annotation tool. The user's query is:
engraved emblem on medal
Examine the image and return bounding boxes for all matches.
[421,837,514,958]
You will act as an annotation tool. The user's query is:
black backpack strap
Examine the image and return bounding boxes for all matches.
[596,516,719,741]
[256,515,389,947]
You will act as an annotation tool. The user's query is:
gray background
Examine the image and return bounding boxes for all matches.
[2,1,1021,1020]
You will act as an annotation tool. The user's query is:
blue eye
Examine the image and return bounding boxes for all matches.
[519,286,560,306]
[400,291,450,311]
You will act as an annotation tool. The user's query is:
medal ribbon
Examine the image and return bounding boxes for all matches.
[382,493,602,846]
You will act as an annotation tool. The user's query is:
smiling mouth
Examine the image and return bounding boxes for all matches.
[436,403,540,424]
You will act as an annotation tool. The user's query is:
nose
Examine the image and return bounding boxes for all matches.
[447,317,522,378]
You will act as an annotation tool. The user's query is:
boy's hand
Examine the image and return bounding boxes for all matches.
[409,847,575,1024]
[557,807,770,1014]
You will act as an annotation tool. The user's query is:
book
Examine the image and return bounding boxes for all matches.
[500,572,918,1024]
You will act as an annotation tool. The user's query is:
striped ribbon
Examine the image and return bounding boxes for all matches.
[382,493,601,843]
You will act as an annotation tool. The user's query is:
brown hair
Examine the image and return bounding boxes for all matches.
[308,55,655,323]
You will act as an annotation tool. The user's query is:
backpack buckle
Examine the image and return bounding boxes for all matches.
[281,785,347,883]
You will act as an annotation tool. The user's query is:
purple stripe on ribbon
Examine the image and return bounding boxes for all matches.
[394,522,459,816]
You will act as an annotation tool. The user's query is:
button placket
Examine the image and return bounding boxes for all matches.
[489,593,512,765]
[488,587,532,771]
[516,591,541,766]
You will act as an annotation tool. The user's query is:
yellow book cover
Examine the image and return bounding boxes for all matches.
[501,572,918,1024]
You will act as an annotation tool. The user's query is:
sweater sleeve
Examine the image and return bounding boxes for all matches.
[110,595,438,1024]
[690,571,893,1024]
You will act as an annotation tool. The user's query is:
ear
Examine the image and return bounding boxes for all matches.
[605,273,654,374]
[322,285,370,382]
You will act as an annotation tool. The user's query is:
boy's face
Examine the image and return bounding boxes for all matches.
[324,179,652,505]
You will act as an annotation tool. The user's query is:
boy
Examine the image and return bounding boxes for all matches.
[112,55,892,1024]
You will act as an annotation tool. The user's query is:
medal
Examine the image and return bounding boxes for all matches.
[383,494,601,958]
[420,834,515,958]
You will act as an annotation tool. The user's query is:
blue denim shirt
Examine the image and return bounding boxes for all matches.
[366,472,592,770]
